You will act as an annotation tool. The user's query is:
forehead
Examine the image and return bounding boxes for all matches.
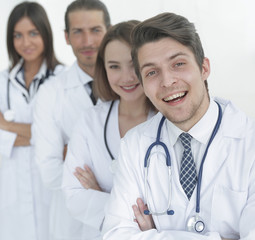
[138,37,194,66]
[14,16,36,32]
[105,40,131,61]
[68,9,105,29]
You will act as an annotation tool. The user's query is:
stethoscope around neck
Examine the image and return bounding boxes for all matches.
[143,101,223,234]
[3,69,51,122]
[104,100,118,173]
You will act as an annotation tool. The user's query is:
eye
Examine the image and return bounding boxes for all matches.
[146,70,156,77]
[92,27,101,33]
[13,33,22,39]
[73,29,81,34]
[109,65,119,69]
[30,31,39,37]
[175,62,185,67]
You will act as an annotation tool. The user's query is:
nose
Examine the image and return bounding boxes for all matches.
[82,32,93,46]
[123,65,137,83]
[22,35,31,46]
[160,69,177,88]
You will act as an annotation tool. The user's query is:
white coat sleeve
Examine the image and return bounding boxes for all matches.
[62,118,110,230]
[102,138,222,240]
[239,156,255,239]
[33,82,65,190]
[0,129,16,158]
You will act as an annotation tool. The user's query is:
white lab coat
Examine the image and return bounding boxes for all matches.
[102,97,255,240]
[33,61,95,240]
[62,100,156,239]
[0,60,63,240]
[62,101,120,238]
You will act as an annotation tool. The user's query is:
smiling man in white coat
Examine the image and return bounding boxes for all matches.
[102,12,255,240]
[33,0,111,240]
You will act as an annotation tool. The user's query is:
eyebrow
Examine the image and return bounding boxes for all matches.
[140,51,188,72]
[106,60,119,64]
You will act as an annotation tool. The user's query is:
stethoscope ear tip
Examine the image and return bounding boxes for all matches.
[167,210,175,215]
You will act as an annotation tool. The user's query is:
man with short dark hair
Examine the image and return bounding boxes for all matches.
[33,1,111,239]
[102,12,255,240]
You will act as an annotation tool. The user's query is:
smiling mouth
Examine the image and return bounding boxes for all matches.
[163,91,187,102]
[121,83,140,90]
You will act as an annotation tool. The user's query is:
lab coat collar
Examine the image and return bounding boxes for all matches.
[143,97,246,141]
[213,96,246,139]
[9,58,48,100]
[63,61,92,89]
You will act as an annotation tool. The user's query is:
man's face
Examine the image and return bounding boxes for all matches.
[65,9,107,74]
[138,37,210,131]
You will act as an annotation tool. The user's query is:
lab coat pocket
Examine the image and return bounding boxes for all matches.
[211,185,247,238]
[0,158,17,209]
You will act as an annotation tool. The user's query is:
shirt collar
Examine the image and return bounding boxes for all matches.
[76,61,93,85]
[166,98,219,146]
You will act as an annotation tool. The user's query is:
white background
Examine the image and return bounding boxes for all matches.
[1,0,255,118]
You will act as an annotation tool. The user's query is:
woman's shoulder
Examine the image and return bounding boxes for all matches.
[53,64,67,76]
[0,69,9,81]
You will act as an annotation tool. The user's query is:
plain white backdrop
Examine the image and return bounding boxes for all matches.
[0,0,255,118]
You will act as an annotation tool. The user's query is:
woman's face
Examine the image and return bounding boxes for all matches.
[13,16,44,63]
[104,40,145,103]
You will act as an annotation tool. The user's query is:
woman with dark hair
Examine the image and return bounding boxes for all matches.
[0,2,63,240]
[62,20,156,238]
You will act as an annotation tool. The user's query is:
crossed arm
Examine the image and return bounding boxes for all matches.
[0,111,31,146]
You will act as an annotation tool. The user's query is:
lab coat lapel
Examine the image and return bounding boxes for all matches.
[196,99,246,198]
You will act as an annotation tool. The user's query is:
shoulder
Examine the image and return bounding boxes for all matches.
[0,69,9,82]
[124,112,163,143]
[215,97,255,139]
[81,100,114,123]
[53,64,67,75]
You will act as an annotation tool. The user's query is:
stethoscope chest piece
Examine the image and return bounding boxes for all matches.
[4,109,15,122]
[186,215,205,233]
[109,159,118,174]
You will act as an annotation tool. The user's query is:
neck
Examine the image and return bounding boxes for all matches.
[24,57,44,88]
[118,96,149,138]
[176,96,210,132]
[78,62,94,78]
[119,96,148,117]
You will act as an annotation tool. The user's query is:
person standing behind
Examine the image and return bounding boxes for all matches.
[0,2,63,240]
[33,0,111,239]
[62,20,156,239]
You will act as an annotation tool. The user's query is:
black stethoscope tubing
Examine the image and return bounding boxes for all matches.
[103,100,115,160]
[6,68,51,110]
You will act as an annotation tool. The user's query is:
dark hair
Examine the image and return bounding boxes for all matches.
[65,0,111,33]
[7,1,60,70]
[93,20,155,111]
[131,12,207,89]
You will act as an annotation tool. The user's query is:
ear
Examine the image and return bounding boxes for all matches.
[65,30,70,45]
[201,57,210,81]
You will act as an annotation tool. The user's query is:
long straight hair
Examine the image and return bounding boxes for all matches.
[7,1,60,71]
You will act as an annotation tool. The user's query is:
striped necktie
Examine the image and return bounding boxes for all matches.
[179,133,197,200]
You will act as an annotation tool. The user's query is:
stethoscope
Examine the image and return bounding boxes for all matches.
[104,100,118,173]
[3,69,51,122]
[144,101,222,234]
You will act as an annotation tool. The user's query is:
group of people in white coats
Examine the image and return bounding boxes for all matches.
[0,1,255,240]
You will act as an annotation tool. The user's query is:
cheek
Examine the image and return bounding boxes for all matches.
[143,80,157,100]
[13,40,21,51]
[106,71,119,89]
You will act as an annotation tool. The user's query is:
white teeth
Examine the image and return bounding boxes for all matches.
[122,85,137,90]
[164,92,185,101]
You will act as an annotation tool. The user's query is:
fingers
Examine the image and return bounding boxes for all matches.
[74,165,102,191]
[132,198,155,231]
